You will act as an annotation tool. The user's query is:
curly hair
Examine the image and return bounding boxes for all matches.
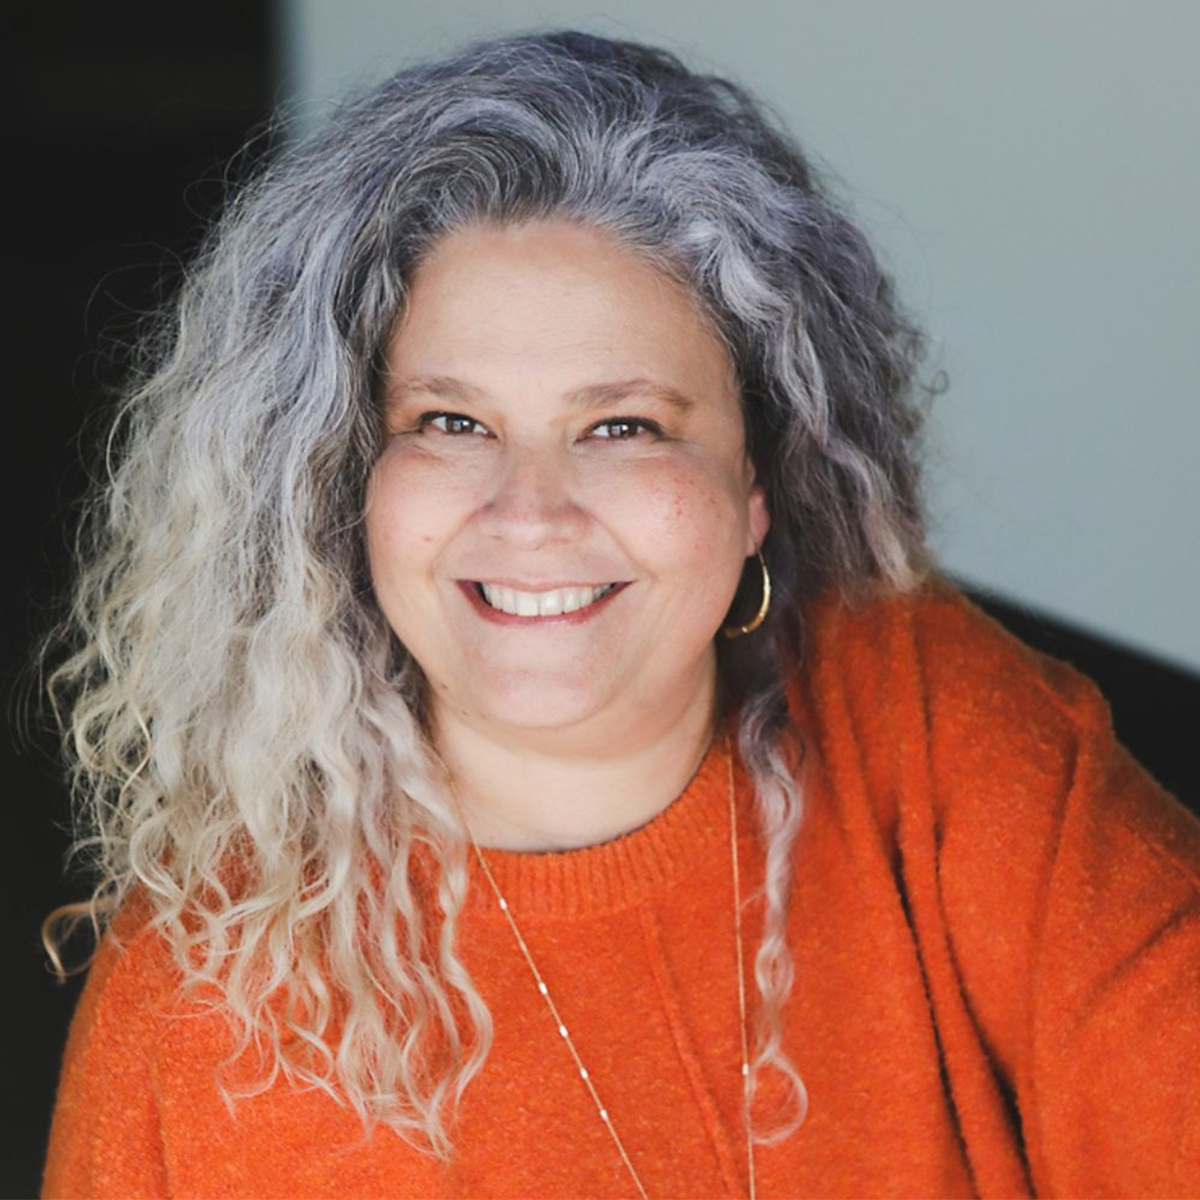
[40,28,933,1161]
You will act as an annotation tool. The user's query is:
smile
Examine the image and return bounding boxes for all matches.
[458,580,629,625]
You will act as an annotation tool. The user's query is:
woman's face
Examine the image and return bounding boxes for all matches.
[367,218,769,740]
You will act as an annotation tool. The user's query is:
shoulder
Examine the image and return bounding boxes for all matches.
[93,888,181,993]
[791,573,1108,763]
[798,573,1098,706]
[796,566,1113,744]
[44,891,187,1196]
[786,574,1116,854]
[58,890,190,1076]
[789,573,1199,881]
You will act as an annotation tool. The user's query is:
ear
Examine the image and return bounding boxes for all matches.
[745,479,770,557]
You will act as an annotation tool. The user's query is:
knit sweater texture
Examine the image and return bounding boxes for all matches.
[43,579,1200,1198]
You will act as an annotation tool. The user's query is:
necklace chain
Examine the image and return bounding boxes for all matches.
[452,732,756,1200]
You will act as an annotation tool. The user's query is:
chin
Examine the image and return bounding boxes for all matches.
[469,676,615,732]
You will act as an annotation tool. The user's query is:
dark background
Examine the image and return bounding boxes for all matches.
[6,7,278,1198]
[5,7,1196,1198]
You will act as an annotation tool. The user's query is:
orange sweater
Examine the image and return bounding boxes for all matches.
[43,580,1200,1199]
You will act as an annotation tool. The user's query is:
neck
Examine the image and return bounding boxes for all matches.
[430,660,722,853]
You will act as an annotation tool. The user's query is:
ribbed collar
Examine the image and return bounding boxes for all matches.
[411,715,759,923]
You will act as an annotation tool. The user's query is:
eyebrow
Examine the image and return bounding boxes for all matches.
[388,374,696,416]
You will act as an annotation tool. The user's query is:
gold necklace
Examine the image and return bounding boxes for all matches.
[451,732,756,1200]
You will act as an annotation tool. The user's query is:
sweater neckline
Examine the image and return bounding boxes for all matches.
[411,715,755,923]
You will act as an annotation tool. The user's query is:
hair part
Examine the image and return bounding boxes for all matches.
[40,27,933,1160]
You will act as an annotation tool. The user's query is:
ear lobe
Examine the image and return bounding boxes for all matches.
[746,483,770,557]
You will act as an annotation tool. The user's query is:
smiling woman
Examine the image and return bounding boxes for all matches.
[38,27,1200,1200]
[367,220,768,851]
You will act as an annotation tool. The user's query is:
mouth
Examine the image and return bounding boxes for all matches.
[459,580,630,623]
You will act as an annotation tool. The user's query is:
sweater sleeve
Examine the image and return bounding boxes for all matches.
[1022,667,1200,1197]
[914,588,1200,1198]
[42,914,173,1199]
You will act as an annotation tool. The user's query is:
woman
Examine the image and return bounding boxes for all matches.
[40,29,1199,1200]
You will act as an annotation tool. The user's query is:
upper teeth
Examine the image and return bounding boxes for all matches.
[480,582,618,616]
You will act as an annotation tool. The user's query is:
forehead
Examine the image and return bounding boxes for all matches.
[384,219,737,398]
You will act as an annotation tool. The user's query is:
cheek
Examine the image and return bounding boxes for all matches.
[365,450,469,568]
[607,458,743,567]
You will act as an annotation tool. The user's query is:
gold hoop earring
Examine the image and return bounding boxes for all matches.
[721,550,771,638]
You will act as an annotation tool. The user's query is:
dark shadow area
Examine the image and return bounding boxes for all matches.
[5,6,276,1196]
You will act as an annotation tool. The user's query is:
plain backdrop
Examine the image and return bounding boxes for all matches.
[284,0,1200,673]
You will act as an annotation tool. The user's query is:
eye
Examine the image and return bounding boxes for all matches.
[588,418,663,441]
[417,411,490,437]
[409,412,663,441]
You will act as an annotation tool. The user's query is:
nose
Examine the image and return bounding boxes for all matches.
[477,441,588,548]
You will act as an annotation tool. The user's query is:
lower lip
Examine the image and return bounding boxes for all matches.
[457,581,630,626]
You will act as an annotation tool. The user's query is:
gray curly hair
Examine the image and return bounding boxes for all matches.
[41,28,932,1161]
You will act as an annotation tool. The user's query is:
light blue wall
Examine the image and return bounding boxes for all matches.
[282,1,1200,671]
